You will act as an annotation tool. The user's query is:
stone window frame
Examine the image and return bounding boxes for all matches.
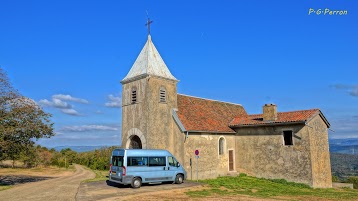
[131,86,137,104]
[159,86,167,103]
[282,130,294,146]
[218,136,226,156]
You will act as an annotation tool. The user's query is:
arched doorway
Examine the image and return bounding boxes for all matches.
[129,135,142,149]
[125,128,146,149]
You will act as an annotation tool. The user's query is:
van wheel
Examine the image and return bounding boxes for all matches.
[175,174,183,184]
[131,177,142,188]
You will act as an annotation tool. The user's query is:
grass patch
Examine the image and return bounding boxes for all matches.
[186,174,358,200]
[0,165,75,176]
[83,169,108,183]
[0,185,11,191]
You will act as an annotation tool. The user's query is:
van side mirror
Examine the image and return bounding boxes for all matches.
[177,163,180,167]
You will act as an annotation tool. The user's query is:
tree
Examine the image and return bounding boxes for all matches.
[0,67,54,167]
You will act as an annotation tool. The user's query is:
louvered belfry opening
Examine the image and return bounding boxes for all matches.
[159,87,166,103]
[131,87,137,104]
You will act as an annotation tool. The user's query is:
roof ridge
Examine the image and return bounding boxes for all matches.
[178,94,243,106]
[247,108,320,116]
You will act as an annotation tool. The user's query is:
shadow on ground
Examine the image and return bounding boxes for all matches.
[0,175,53,185]
[105,180,175,188]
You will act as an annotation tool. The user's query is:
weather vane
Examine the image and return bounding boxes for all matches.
[145,10,153,35]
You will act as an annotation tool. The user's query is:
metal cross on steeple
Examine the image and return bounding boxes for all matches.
[145,18,153,35]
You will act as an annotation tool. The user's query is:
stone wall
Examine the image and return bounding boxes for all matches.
[182,133,236,180]
[121,78,148,148]
[145,76,186,165]
[121,76,185,165]
[234,125,314,186]
[308,115,332,188]
[146,76,177,149]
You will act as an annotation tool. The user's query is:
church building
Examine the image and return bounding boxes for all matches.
[120,34,332,188]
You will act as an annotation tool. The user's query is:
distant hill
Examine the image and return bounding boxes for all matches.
[53,146,110,152]
[329,138,358,155]
[330,153,358,180]
[330,138,358,146]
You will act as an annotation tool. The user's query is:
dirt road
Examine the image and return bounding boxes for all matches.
[77,179,203,201]
[0,164,95,201]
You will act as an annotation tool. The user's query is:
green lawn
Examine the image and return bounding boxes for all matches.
[186,174,358,200]
[84,169,109,183]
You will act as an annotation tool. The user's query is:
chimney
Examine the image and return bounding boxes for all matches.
[263,104,277,121]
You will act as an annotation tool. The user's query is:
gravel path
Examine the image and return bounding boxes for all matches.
[0,164,95,201]
[77,180,203,201]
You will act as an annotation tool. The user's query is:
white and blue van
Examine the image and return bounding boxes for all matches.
[109,149,187,188]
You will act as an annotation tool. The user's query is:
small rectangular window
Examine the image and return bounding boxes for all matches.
[283,131,293,146]
[168,156,178,167]
[127,157,148,166]
[148,157,166,166]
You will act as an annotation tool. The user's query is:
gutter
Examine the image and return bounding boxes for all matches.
[185,130,236,134]
[229,121,306,128]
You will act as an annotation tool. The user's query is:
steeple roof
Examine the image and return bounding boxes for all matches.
[121,35,178,83]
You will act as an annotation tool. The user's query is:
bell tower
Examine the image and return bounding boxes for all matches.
[120,34,179,151]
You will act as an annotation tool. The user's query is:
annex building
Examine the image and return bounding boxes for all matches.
[120,34,332,188]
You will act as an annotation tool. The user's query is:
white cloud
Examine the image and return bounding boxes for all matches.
[39,94,87,116]
[39,99,53,106]
[329,116,358,139]
[105,94,121,108]
[350,86,358,97]
[39,98,72,109]
[61,125,119,132]
[61,109,80,116]
[331,84,358,97]
[53,98,72,109]
[52,94,89,104]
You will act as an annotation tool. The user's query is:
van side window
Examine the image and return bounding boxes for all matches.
[127,157,148,166]
[148,157,166,166]
[168,156,178,167]
[112,156,123,167]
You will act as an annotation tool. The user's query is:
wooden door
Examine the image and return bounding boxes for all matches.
[229,150,234,171]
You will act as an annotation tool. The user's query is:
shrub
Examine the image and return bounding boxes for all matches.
[347,177,358,189]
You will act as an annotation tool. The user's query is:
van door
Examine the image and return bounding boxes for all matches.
[167,156,181,181]
[110,156,124,181]
[147,156,167,182]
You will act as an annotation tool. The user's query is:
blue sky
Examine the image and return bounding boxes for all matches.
[1,0,357,147]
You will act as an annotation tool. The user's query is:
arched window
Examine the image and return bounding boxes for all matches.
[131,87,137,104]
[219,137,225,155]
[159,87,166,103]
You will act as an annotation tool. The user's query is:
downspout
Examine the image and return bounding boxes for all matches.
[184,131,189,143]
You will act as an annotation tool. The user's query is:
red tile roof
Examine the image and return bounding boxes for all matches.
[229,109,327,127]
[177,94,247,133]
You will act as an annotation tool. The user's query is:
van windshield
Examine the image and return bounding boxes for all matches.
[112,156,123,167]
